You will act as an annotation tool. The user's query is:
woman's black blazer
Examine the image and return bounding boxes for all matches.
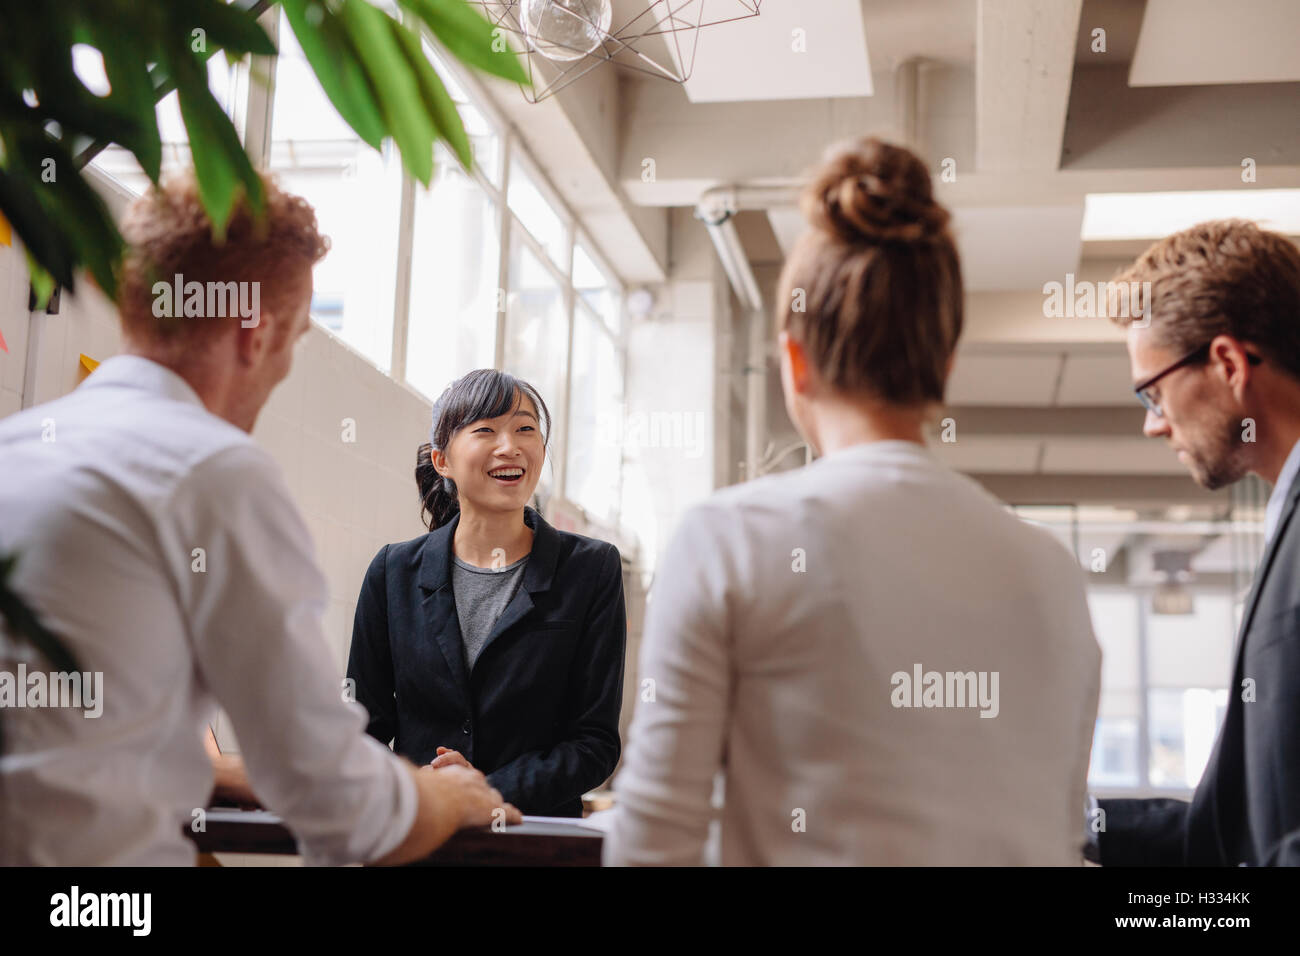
[346,506,626,817]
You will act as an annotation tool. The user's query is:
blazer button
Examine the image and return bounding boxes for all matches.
[462,719,472,735]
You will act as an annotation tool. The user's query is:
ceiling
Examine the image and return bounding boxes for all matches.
[485,0,1298,577]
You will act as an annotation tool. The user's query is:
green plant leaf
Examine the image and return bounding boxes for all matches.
[170,50,264,239]
[340,0,435,185]
[91,27,163,182]
[281,0,387,150]
[399,0,529,85]
[171,0,278,58]
[388,17,472,170]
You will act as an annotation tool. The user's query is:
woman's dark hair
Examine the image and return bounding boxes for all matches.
[416,369,551,530]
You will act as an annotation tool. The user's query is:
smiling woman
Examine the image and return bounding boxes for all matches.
[346,368,627,816]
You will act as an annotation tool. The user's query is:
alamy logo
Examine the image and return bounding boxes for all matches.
[1042,273,1150,325]
[151,273,260,328]
[0,663,103,717]
[890,663,1000,718]
[50,886,151,936]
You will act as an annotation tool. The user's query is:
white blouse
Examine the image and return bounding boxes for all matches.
[605,440,1100,865]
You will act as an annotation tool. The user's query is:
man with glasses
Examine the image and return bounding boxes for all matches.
[1089,219,1300,866]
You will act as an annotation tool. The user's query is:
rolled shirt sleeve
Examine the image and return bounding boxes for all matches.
[166,444,415,865]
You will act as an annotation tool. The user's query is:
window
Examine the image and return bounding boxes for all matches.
[507,156,568,268]
[567,303,623,521]
[1086,591,1141,788]
[573,239,621,334]
[504,234,569,481]
[267,9,403,372]
[81,12,631,523]
[405,144,500,402]
[1012,504,1253,794]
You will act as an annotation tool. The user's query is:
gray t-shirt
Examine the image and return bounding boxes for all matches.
[451,553,529,671]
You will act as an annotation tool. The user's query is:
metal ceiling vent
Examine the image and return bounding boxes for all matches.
[471,0,762,103]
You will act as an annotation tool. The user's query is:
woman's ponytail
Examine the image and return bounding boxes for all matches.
[416,441,459,530]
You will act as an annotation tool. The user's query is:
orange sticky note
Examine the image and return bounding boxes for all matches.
[80,354,99,373]
[0,210,11,247]
[0,328,7,354]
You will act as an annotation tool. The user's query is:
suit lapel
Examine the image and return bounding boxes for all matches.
[417,516,471,709]
[1235,473,1300,653]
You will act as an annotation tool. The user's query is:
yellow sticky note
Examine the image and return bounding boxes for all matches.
[80,354,100,373]
[0,210,11,247]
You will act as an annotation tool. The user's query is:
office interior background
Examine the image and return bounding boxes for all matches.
[1,0,1297,847]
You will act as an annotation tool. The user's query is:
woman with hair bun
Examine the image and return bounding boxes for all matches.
[605,138,1101,865]
[346,369,626,817]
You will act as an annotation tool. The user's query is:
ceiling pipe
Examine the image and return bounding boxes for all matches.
[695,187,770,481]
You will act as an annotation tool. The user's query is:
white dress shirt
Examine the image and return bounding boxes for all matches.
[1265,438,1300,543]
[605,440,1101,866]
[0,356,415,865]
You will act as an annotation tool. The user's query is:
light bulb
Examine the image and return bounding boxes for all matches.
[520,0,612,63]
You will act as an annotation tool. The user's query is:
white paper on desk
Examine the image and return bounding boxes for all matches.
[521,812,613,832]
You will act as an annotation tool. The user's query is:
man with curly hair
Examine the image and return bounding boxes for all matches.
[0,171,519,865]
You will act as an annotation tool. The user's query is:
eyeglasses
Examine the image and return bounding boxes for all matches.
[1134,342,1262,417]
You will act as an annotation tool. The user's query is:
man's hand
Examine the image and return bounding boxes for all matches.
[371,762,521,865]
[429,746,472,770]
[424,764,521,829]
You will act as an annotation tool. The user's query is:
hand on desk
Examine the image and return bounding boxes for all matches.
[429,746,473,770]
[420,763,522,829]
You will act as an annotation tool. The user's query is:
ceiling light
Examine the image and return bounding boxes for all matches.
[521,0,612,63]
[1082,189,1300,241]
[473,0,763,104]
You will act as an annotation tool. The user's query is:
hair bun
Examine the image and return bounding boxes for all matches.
[802,137,950,244]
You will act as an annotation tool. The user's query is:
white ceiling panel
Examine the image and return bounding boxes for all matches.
[766,206,804,256]
[951,206,1084,291]
[945,354,1061,405]
[673,0,872,103]
[1055,354,1139,406]
[1040,439,1187,475]
[1130,0,1300,87]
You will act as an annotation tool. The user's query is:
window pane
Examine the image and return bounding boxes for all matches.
[1148,688,1228,788]
[507,161,567,267]
[505,235,568,483]
[1090,717,1140,789]
[406,151,500,400]
[268,10,402,372]
[567,305,622,521]
[1146,592,1235,688]
[573,240,620,334]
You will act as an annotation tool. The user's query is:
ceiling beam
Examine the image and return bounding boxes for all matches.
[975,0,1082,171]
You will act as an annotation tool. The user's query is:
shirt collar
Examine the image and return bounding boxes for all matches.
[1265,436,1300,542]
[821,439,936,464]
[79,354,206,409]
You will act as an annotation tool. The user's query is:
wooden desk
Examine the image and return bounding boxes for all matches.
[185,809,603,866]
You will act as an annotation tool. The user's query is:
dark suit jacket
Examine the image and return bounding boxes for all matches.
[1099,471,1300,865]
[346,507,626,817]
